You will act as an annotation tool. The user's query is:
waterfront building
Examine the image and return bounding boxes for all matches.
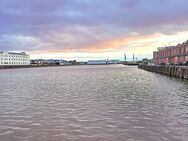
[31,59,60,66]
[108,59,120,64]
[87,60,107,65]
[140,58,153,66]
[0,52,30,66]
[30,59,80,66]
[153,40,188,65]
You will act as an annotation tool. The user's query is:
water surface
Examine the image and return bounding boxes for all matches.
[0,65,188,141]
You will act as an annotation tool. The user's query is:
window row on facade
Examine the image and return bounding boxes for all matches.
[0,58,29,61]
[0,62,30,65]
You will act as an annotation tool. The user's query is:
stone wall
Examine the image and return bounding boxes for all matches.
[138,65,188,79]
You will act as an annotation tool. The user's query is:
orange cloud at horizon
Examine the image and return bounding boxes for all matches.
[30,31,188,57]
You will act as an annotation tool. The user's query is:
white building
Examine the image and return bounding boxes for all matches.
[0,52,30,66]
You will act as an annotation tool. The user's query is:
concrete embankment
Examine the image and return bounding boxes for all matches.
[0,64,86,70]
[0,65,31,69]
[138,65,188,79]
[0,65,60,70]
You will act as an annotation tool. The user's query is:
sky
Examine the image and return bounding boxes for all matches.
[1,0,188,61]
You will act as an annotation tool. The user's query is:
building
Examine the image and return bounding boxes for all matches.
[153,40,188,65]
[0,52,30,66]
[87,60,107,65]
[30,59,61,66]
[30,59,81,66]
[140,58,153,66]
[108,59,120,64]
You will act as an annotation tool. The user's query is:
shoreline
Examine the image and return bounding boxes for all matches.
[0,64,118,70]
[138,65,188,79]
[0,65,66,70]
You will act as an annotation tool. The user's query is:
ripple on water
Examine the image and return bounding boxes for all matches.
[0,65,188,141]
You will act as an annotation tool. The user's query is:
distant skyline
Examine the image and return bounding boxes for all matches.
[1,0,188,60]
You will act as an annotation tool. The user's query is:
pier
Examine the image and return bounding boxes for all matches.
[138,65,188,79]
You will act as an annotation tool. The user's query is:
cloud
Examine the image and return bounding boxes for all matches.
[0,0,188,54]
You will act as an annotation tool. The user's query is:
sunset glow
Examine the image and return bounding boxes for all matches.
[1,0,188,60]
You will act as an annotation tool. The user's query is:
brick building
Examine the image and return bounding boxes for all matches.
[153,40,188,65]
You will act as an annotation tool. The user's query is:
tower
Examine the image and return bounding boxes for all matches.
[124,53,126,61]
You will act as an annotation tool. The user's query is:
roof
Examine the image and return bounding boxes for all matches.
[0,51,29,56]
[88,60,106,62]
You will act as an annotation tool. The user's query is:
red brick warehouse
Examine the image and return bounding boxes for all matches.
[153,40,188,65]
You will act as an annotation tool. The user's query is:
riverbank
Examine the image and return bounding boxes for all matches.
[0,65,63,70]
[0,64,111,70]
[138,65,188,79]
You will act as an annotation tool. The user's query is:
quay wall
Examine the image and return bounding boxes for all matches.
[0,65,60,70]
[138,65,188,79]
[0,65,31,69]
[0,64,86,70]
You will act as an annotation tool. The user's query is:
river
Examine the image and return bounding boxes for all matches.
[0,65,188,141]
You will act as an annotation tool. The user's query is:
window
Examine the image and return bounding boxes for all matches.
[186,47,188,52]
